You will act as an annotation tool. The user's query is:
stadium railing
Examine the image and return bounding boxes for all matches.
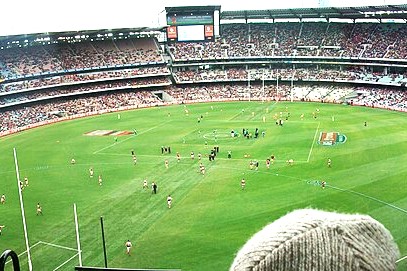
[0,250,20,271]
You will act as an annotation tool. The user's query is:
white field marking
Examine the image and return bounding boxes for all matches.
[73,203,82,267]
[227,165,407,222]
[396,255,407,263]
[92,134,135,154]
[39,241,79,252]
[96,152,158,157]
[229,101,278,120]
[215,163,407,217]
[328,185,407,215]
[92,121,171,154]
[214,166,305,182]
[97,152,173,158]
[95,152,309,163]
[8,241,80,269]
[13,147,33,271]
[81,162,137,166]
[5,162,131,174]
[5,241,41,265]
[205,119,312,124]
[202,133,232,140]
[307,122,320,163]
[52,252,80,271]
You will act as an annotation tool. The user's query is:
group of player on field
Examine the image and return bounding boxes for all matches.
[0,176,43,236]
[132,137,333,209]
[88,166,103,186]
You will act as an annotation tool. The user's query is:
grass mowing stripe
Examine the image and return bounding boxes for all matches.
[1,101,406,271]
[328,185,407,215]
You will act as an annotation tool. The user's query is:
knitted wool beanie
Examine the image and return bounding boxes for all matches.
[230,209,399,271]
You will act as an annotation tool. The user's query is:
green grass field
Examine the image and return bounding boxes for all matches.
[1,101,407,271]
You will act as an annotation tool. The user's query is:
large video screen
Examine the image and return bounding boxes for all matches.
[167,14,214,26]
[167,24,214,42]
[165,9,218,43]
[177,25,205,41]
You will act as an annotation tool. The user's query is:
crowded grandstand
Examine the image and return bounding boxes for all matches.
[1,3,407,271]
[0,4,406,136]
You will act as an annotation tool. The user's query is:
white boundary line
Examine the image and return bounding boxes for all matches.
[39,241,80,271]
[39,241,79,252]
[5,241,41,265]
[396,255,407,263]
[95,152,309,163]
[304,178,407,264]
[92,134,135,154]
[52,252,80,271]
[307,122,320,162]
[328,185,407,215]
[13,147,33,271]
[73,203,82,267]
[92,121,171,154]
[7,241,80,269]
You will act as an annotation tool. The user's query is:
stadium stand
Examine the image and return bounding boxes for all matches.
[169,22,407,60]
[0,5,406,271]
[0,66,170,93]
[0,5,405,138]
[0,37,163,79]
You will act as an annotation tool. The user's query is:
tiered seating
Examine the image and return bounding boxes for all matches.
[170,22,407,60]
[0,37,163,79]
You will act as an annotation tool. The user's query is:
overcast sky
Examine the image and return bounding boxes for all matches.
[1,0,406,37]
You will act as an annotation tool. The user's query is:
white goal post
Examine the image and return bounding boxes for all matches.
[13,147,33,271]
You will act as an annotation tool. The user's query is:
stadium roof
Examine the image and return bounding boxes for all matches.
[0,27,165,45]
[165,5,221,13]
[1,4,406,44]
[220,4,407,21]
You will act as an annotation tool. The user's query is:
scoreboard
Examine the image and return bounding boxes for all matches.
[165,6,220,42]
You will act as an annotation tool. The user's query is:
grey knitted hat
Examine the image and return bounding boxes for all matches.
[230,209,399,271]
